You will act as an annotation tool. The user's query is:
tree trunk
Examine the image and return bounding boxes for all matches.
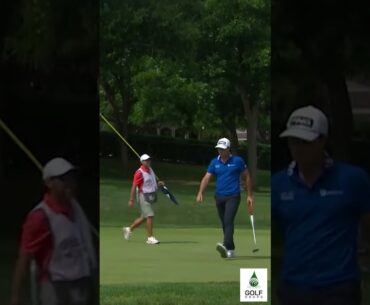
[119,98,129,177]
[229,128,239,155]
[296,30,352,161]
[224,118,239,155]
[101,79,130,176]
[324,74,352,161]
[119,80,132,176]
[246,107,259,189]
[239,89,259,189]
[120,142,129,176]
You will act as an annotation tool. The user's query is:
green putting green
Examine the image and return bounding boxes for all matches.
[100,228,271,305]
[100,227,271,284]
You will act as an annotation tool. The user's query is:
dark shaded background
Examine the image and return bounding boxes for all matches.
[0,0,99,238]
[0,1,99,303]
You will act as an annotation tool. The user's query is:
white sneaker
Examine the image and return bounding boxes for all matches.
[146,236,160,244]
[227,250,235,258]
[123,227,131,240]
[216,242,227,258]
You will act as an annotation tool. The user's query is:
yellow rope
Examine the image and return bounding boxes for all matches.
[99,113,140,159]
[0,118,43,171]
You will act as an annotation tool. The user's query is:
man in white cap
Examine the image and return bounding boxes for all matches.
[272,105,370,304]
[10,157,97,305]
[196,138,253,258]
[123,154,164,245]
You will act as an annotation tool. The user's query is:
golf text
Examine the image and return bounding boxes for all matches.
[240,268,268,302]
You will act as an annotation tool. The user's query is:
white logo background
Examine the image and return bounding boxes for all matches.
[240,268,268,302]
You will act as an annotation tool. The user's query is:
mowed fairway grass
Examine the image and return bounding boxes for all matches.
[100,158,271,305]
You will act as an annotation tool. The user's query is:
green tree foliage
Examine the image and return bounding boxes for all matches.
[200,0,270,184]
[3,0,97,67]
[100,0,270,179]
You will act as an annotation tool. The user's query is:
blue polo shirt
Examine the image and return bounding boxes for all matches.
[272,160,370,287]
[207,155,247,197]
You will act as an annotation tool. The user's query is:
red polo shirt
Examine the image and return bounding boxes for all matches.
[133,165,150,192]
[20,193,73,281]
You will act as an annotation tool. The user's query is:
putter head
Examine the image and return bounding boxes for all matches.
[252,248,259,253]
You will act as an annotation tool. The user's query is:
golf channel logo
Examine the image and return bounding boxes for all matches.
[240,268,268,302]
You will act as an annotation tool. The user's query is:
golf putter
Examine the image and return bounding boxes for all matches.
[250,215,259,253]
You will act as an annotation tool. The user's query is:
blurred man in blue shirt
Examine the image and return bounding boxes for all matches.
[272,105,370,305]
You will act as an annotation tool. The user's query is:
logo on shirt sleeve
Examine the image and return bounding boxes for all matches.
[280,192,295,201]
[319,189,344,197]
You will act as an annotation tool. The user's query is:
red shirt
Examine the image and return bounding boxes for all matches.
[133,165,150,192]
[20,193,73,281]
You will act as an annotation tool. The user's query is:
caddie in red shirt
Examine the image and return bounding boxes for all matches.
[10,158,97,305]
[123,154,165,245]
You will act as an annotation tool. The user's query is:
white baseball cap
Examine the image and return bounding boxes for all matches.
[42,157,76,180]
[280,105,328,141]
[140,154,151,161]
[215,138,231,149]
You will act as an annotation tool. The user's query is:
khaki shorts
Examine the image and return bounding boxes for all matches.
[139,193,155,218]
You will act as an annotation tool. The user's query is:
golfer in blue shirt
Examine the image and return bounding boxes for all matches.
[272,105,370,305]
[197,138,253,258]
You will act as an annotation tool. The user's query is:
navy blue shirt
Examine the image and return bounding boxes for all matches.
[207,155,247,197]
[272,160,370,287]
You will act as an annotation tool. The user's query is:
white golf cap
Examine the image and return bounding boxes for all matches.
[42,157,76,180]
[140,154,151,161]
[280,105,328,141]
[215,138,231,149]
